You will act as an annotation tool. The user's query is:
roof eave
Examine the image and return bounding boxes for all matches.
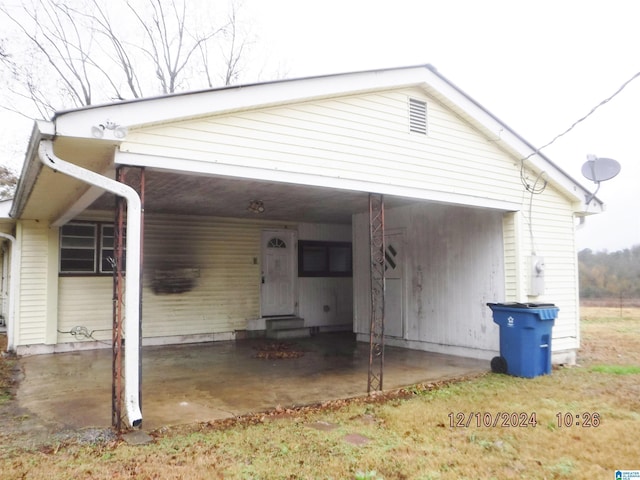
[423,67,603,212]
[51,65,434,138]
[23,64,602,214]
[10,120,55,219]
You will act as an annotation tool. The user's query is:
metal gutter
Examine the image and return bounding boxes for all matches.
[37,140,143,428]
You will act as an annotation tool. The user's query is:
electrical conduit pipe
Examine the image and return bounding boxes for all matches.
[38,140,143,427]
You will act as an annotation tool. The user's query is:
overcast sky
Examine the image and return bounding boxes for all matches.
[245,0,640,252]
[2,0,638,252]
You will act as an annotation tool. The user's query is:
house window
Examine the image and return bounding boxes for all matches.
[409,97,427,135]
[60,223,97,273]
[298,240,352,277]
[60,222,125,274]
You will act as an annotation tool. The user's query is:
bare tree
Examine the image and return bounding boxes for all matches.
[0,0,254,119]
[0,165,18,200]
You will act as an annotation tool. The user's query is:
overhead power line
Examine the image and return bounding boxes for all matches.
[521,68,640,193]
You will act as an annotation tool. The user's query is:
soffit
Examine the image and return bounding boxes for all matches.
[88,169,416,224]
[20,139,114,221]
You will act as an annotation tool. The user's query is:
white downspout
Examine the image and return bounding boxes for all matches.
[0,233,18,353]
[38,140,143,428]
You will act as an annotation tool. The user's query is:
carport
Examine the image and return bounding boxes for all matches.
[7,66,592,433]
[16,332,486,431]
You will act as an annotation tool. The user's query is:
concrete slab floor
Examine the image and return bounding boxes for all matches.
[16,333,487,431]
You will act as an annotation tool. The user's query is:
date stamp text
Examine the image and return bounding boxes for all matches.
[448,412,601,428]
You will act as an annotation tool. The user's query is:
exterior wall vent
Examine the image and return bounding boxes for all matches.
[409,97,427,135]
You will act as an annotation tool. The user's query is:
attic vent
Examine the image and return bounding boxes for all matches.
[409,98,427,135]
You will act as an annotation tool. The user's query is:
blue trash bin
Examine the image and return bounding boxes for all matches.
[487,303,559,378]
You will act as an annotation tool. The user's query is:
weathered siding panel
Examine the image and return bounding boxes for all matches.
[142,215,268,337]
[354,203,505,359]
[298,223,353,327]
[55,216,359,344]
[55,215,293,342]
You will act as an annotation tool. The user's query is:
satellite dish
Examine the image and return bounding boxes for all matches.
[581,156,621,183]
[580,155,622,204]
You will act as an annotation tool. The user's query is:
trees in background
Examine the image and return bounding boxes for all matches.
[0,0,258,199]
[0,166,18,201]
[0,0,253,120]
[579,245,640,299]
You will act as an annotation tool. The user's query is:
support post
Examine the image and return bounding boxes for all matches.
[367,193,385,393]
[112,167,126,430]
[112,166,145,430]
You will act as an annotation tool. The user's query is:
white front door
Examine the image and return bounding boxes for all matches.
[261,230,296,317]
[384,230,405,338]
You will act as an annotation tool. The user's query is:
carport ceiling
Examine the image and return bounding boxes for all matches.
[89,169,416,224]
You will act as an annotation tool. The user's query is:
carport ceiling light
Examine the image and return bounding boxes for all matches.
[247,200,265,214]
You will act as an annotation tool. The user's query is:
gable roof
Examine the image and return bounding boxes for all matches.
[11,64,603,219]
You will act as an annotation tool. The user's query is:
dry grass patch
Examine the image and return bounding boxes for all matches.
[0,334,16,405]
[0,307,639,479]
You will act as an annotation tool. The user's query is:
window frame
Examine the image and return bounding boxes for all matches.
[297,240,353,278]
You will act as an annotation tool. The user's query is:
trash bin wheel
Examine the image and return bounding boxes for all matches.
[491,356,508,374]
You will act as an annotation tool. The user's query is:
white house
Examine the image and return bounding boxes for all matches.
[1,65,602,425]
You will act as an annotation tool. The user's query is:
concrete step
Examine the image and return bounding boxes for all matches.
[264,316,310,339]
[266,317,305,331]
[266,327,311,340]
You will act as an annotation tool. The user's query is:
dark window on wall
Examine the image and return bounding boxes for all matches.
[60,222,125,275]
[298,240,352,277]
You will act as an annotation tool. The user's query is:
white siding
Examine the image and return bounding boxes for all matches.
[58,277,112,343]
[502,212,521,302]
[15,221,50,345]
[518,185,580,353]
[121,88,554,208]
[298,223,353,327]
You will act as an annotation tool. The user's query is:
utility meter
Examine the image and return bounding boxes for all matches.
[530,255,545,296]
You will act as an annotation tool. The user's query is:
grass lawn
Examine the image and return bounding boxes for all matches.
[1,306,639,479]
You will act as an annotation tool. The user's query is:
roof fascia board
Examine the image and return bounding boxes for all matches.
[53,66,430,139]
[115,150,521,212]
[10,120,55,218]
[422,68,602,212]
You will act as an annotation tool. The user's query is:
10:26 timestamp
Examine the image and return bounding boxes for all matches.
[556,412,600,427]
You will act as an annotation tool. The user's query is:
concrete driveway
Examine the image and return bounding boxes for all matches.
[16,333,487,431]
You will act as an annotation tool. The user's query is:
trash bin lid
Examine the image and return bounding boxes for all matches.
[487,302,556,309]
